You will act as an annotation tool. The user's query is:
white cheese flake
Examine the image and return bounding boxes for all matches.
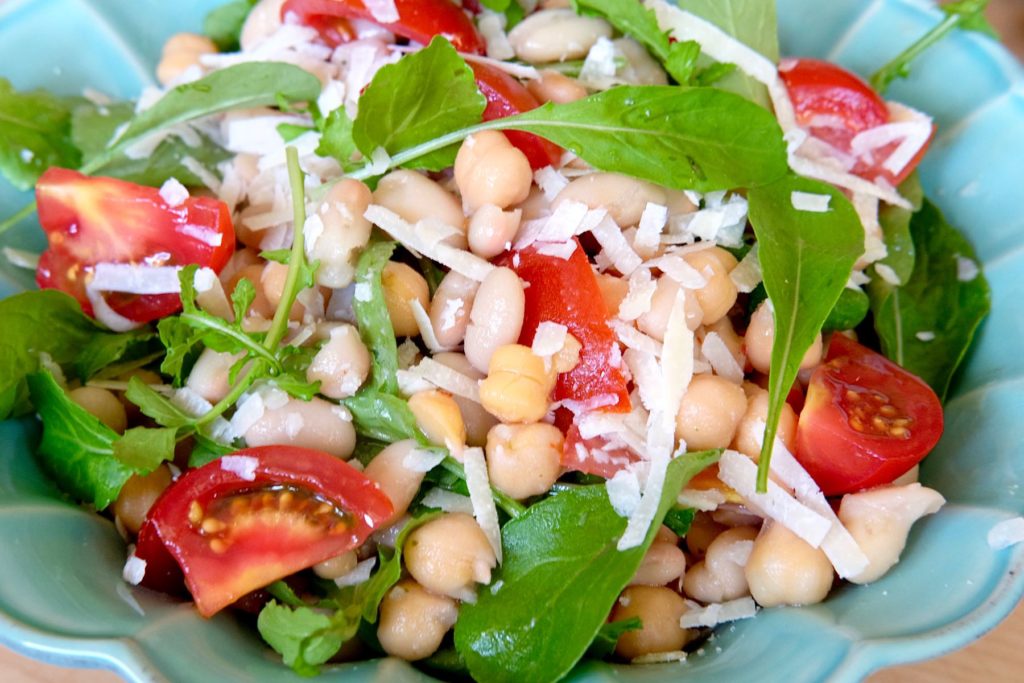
[679,597,757,629]
[2,247,40,270]
[221,455,259,481]
[532,321,569,358]
[591,215,643,275]
[420,487,475,515]
[478,11,515,61]
[407,357,482,404]
[158,177,189,207]
[606,467,642,518]
[402,447,446,473]
[463,447,503,564]
[534,166,570,201]
[335,557,378,587]
[91,263,183,295]
[534,240,578,260]
[410,298,450,353]
[363,0,399,23]
[617,269,657,321]
[701,332,744,385]
[874,263,901,286]
[956,255,979,282]
[635,202,668,255]
[122,552,147,586]
[791,191,832,213]
[730,244,762,293]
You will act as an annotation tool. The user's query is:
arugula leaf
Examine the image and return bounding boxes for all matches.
[0,77,81,190]
[74,328,158,382]
[351,241,400,394]
[257,602,338,677]
[870,0,993,93]
[868,199,991,399]
[203,0,257,52]
[354,37,486,172]
[360,510,443,623]
[822,287,870,333]
[125,377,194,429]
[662,505,696,537]
[875,173,925,285]
[586,617,643,659]
[345,390,422,444]
[747,175,862,490]
[112,427,176,471]
[189,433,237,468]
[454,450,720,682]
[316,108,360,171]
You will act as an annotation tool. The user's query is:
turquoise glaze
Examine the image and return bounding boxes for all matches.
[1,0,1023,680]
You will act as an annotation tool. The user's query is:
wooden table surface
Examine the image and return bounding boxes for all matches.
[3,1,1024,681]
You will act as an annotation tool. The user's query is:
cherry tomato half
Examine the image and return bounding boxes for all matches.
[794,334,943,496]
[281,0,486,54]
[779,57,932,186]
[138,446,393,616]
[35,168,235,325]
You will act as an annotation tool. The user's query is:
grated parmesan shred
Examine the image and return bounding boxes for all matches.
[679,597,757,628]
[463,447,503,563]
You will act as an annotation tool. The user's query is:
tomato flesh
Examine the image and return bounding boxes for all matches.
[35,168,235,324]
[140,446,393,616]
[795,334,943,496]
[281,0,486,54]
[562,419,639,478]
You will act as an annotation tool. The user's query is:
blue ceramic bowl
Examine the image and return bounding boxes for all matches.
[1,0,1023,680]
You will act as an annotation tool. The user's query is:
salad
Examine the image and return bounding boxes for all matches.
[0,0,998,680]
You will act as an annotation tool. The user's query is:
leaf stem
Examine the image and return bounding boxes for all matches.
[0,201,37,236]
[179,311,281,368]
[263,146,308,351]
[440,457,526,519]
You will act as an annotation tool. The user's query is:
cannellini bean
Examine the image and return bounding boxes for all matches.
[610,586,694,659]
[745,300,823,375]
[309,179,373,288]
[429,271,479,347]
[381,261,430,338]
[409,389,467,450]
[404,513,497,601]
[374,170,466,245]
[515,186,551,222]
[377,579,459,661]
[683,526,758,603]
[363,440,427,524]
[553,172,668,228]
[227,264,275,320]
[244,397,355,459]
[455,131,532,212]
[485,423,563,500]
[260,261,306,321]
[839,483,945,584]
[745,520,834,607]
[218,247,262,288]
[676,373,748,450]
[527,69,589,104]
[637,278,703,341]
[614,38,668,85]
[479,344,554,424]
[630,542,687,587]
[684,247,738,326]
[68,386,127,434]
[467,204,522,259]
[464,267,525,374]
[157,33,216,86]
[306,323,370,399]
[186,349,244,403]
[313,550,358,580]
[113,465,172,533]
[240,0,287,51]
[731,384,798,460]
[432,352,498,447]
[508,9,612,63]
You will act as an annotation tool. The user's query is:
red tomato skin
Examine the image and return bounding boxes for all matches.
[470,62,564,170]
[504,239,631,414]
[794,335,944,496]
[779,58,932,186]
[281,0,485,54]
[142,446,393,616]
[34,168,235,324]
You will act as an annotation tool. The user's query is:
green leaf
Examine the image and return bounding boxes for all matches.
[352,241,400,394]
[316,108,360,171]
[125,376,194,429]
[257,602,338,677]
[586,617,642,659]
[74,329,158,382]
[665,40,702,83]
[360,510,443,623]
[204,0,257,52]
[662,505,696,538]
[822,287,870,333]
[112,427,176,472]
[572,0,672,63]
[353,36,486,171]
[874,173,924,285]
[0,77,81,190]
[189,433,237,468]
[345,390,421,444]
[868,199,991,399]
[747,175,862,489]
[454,450,720,683]
[26,371,130,509]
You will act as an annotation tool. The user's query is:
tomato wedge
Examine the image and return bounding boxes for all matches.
[794,334,943,496]
[506,239,631,414]
[35,168,235,325]
[470,62,564,170]
[139,446,393,616]
[281,0,486,54]
[779,58,932,186]
[562,419,639,478]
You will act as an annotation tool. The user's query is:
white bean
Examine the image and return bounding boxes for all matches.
[508,9,612,63]
[455,131,532,213]
[745,520,834,607]
[553,172,668,228]
[244,397,355,459]
[313,550,357,580]
[309,179,373,288]
[377,579,459,661]
[432,352,498,447]
[683,526,758,603]
[464,267,525,374]
[186,349,243,403]
[467,204,522,259]
[614,37,668,85]
[429,271,479,347]
[363,440,427,524]
[306,323,370,399]
[374,170,466,246]
[527,70,588,104]
[404,513,497,601]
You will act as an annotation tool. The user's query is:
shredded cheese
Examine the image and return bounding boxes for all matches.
[463,447,503,563]
[409,298,450,353]
[617,269,657,321]
[679,597,758,628]
[701,332,744,384]
[91,263,182,295]
[791,191,832,213]
[407,357,482,404]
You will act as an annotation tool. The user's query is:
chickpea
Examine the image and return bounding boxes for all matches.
[637,278,703,341]
[381,261,430,338]
[527,70,588,104]
[676,374,748,450]
[433,353,498,447]
[610,586,694,659]
[409,389,467,450]
[745,520,834,607]
[113,465,173,533]
[313,550,358,580]
[682,526,758,603]
[464,267,526,374]
[467,204,522,260]
[554,173,668,228]
[630,542,687,587]
[596,273,629,314]
[239,0,287,51]
[260,261,306,321]
[68,386,127,434]
[731,385,798,460]
[186,349,243,403]
[745,300,823,375]
[226,264,275,320]
[364,440,427,524]
[156,33,216,86]
[614,38,668,85]
[429,270,479,347]
[404,513,497,600]
[309,179,373,288]
[479,344,554,424]
[378,579,459,661]
[218,248,262,288]
[507,9,612,63]
[244,397,356,459]
[485,423,563,500]
[686,512,727,558]
[374,170,466,244]
[655,524,679,545]
[455,131,532,212]
[306,324,370,399]
[839,483,945,584]
[683,247,738,326]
